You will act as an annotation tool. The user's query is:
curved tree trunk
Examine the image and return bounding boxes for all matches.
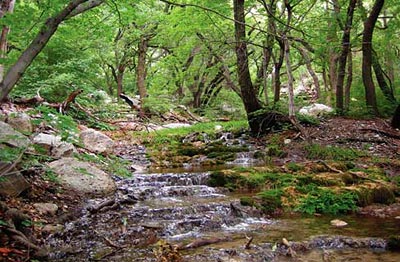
[336,0,357,114]
[0,0,104,102]
[362,0,384,115]
[372,49,396,103]
[233,0,262,134]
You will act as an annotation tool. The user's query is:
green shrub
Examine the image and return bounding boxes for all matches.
[295,188,358,215]
[258,189,283,213]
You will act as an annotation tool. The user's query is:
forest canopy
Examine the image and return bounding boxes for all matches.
[0,0,399,131]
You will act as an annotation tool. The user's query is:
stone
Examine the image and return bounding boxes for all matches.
[32,133,76,158]
[299,103,333,117]
[33,203,59,216]
[42,224,63,234]
[32,133,62,152]
[47,157,116,196]
[162,123,191,129]
[0,121,30,148]
[330,219,348,227]
[0,170,30,197]
[51,141,76,158]
[6,112,33,134]
[80,128,114,154]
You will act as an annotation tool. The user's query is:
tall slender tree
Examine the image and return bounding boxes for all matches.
[362,0,384,115]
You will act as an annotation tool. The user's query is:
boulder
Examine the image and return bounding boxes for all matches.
[6,112,33,134]
[0,121,30,148]
[0,170,30,197]
[299,103,333,117]
[32,133,61,152]
[47,157,116,196]
[32,133,76,158]
[79,128,114,154]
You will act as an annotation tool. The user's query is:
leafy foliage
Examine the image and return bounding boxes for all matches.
[295,189,358,215]
[30,106,79,144]
[305,144,367,161]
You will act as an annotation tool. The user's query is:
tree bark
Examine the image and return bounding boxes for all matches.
[0,0,104,102]
[273,39,284,103]
[233,0,262,134]
[362,0,384,115]
[136,35,149,101]
[336,0,357,114]
[344,50,353,111]
[297,45,320,100]
[0,0,15,82]
[283,35,295,118]
[372,49,396,103]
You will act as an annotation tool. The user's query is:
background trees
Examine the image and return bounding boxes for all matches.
[0,0,398,126]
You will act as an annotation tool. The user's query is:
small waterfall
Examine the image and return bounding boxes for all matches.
[47,171,272,261]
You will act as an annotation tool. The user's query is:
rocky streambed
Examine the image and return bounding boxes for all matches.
[46,171,400,261]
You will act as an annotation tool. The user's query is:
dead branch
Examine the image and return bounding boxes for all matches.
[60,89,83,114]
[244,235,253,249]
[87,199,116,214]
[359,128,400,139]
[317,160,344,174]
[178,237,229,250]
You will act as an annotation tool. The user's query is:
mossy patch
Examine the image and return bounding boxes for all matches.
[355,184,396,206]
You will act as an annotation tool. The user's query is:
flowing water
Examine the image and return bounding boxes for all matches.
[47,171,400,261]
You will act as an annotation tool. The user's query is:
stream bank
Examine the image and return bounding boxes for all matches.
[46,170,400,262]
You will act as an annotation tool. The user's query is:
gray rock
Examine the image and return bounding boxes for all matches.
[0,121,30,148]
[32,133,61,152]
[79,128,114,154]
[32,133,76,158]
[47,157,116,196]
[7,112,33,134]
[51,141,76,158]
[299,103,333,117]
[0,170,30,197]
[33,203,59,216]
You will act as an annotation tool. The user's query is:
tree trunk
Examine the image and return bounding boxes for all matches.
[336,0,357,114]
[362,0,384,115]
[283,35,295,118]
[392,104,400,129]
[0,0,15,83]
[273,39,284,103]
[233,0,262,134]
[136,35,148,102]
[344,50,353,111]
[116,64,125,98]
[297,45,320,100]
[0,0,104,102]
[201,68,224,107]
[372,49,396,103]
[197,33,241,96]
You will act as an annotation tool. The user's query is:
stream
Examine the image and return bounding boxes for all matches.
[47,170,400,261]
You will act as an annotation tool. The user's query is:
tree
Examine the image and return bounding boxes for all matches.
[0,0,104,102]
[0,0,15,82]
[336,0,357,114]
[362,0,384,115]
[233,0,263,134]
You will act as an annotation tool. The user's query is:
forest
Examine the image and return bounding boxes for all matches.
[0,0,400,261]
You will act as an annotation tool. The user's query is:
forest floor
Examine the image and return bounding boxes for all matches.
[1,114,400,261]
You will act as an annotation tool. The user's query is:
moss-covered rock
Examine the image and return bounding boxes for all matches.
[355,184,396,206]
